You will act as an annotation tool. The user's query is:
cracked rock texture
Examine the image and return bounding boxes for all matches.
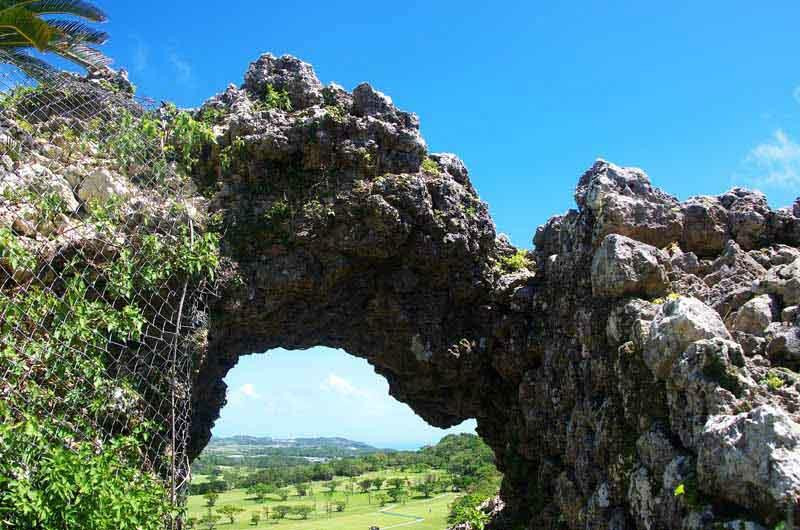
[189,54,800,529]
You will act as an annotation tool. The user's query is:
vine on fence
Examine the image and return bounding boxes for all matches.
[0,56,220,529]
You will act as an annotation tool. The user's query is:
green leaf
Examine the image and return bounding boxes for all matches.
[0,6,53,49]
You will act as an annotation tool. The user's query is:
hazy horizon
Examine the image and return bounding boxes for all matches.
[211,347,477,449]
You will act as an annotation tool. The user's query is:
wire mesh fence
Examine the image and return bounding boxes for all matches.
[0,53,218,528]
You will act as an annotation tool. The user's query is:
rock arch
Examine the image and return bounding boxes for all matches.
[189,54,800,529]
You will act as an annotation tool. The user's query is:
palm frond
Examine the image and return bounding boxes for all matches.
[48,19,107,44]
[23,0,106,22]
[57,41,108,69]
[0,6,53,49]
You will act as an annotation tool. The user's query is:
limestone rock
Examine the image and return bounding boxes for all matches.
[765,323,800,367]
[575,159,683,247]
[698,405,800,522]
[645,297,731,379]
[77,168,131,204]
[732,294,778,336]
[681,196,729,257]
[756,257,800,306]
[591,234,669,298]
[243,53,323,110]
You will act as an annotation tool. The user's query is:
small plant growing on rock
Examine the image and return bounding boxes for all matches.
[0,227,35,274]
[500,250,532,273]
[261,84,293,112]
[324,104,347,124]
[421,157,440,175]
[652,292,680,305]
[763,371,785,391]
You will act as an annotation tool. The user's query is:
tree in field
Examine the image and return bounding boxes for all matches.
[292,505,314,519]
[387,477,406,490]
[261,506,270,519]
[185,517,198,529]
[277,487,289,501]
[358,478,373,493]
[0,0,111,78]
[375,493,389,507]
[295,481,310,496]
[333,500,346,512]
[387,486,407,503]
[203,491,219,507]
[217,504,244,524]
[324,479,340,493]
[247,482,274,502]
[199,510,221,530]
[414,474,438,498]
[274,505,291,519]
[374,478,385,490]
[250,512,261,526]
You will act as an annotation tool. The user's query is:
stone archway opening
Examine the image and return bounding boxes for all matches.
[206,346,479,449]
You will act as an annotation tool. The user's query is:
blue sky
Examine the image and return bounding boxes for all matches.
[92,1,800,446]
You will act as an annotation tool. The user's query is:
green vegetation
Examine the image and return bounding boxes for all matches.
[0,403,170,529]
[324,104,347,124]
[651,292,681,305]
[500,250,532,273]
[420,157,440,175]
[0,83,222,528]
[0,226,35,272]
[763,371,785,391]
[188,434,500,529]
[260,84,293,112]
[0,1,109,78]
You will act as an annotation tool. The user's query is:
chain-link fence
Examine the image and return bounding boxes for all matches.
[0,53,218,528]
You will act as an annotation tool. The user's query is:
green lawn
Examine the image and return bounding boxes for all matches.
[186,471,457,530]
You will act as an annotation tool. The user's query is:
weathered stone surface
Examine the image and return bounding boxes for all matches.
[575,160,683,248]
[756,257,800,306]
[170,55,800,530]
[644,297,731,379]
[698,405,800,522]
[681,195,729,257]
[77,167,131,204]
[243,53,323,110]
[591,234,669,298]
[765,323,800,368]
[732,294,778,336]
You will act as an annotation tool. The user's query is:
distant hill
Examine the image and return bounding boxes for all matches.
[203,436,386,460]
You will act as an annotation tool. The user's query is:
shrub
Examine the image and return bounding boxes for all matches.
[421,157,440,175]
[500,250,532,273]
[0,406,170,530]
[262,85,292,112]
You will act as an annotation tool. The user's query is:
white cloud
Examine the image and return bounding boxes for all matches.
[168,52,192,81]
[321,373,368,398]
[240,383,261,399]
[227,383,262,405]
[745,129,800,188]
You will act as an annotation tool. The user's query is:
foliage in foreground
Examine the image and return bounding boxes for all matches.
[0,404,170,529]
[0,80,222,528]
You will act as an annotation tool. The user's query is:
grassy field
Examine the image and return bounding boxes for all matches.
[186,470,457,529]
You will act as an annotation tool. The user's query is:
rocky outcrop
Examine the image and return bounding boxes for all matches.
[177,54,800,529]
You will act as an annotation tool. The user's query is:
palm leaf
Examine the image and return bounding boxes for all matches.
[0,0,106,21]
[48,19,107,44]
[0,6,53,49]
[57,41,108,69]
